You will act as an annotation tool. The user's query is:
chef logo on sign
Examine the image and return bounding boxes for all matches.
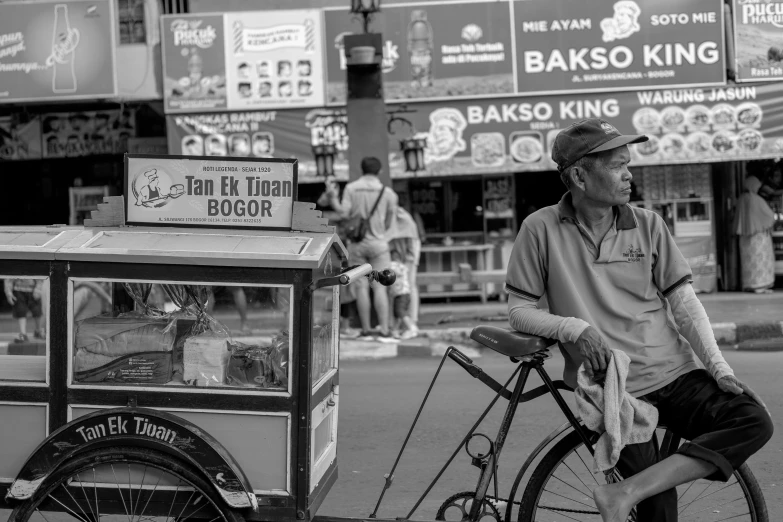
[426,108,467,162]
[132,168,185,208]
[601,1,641,43]
[622,244,646,263]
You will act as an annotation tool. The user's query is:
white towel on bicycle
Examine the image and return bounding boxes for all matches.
[575,349,659,473]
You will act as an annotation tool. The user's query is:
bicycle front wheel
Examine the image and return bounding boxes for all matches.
[8,446,245,522]
[517,429,767,522]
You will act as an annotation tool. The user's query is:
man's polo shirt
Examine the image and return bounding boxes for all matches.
[505,193,699,397]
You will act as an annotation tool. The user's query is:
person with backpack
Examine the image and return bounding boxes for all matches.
[325,156,399,343]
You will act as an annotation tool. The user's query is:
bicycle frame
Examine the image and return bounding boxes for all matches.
[369,346,596,522]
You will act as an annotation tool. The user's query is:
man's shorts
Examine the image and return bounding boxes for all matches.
[348,239,391,270]
[13,291,42,319]
[393,294,411,319]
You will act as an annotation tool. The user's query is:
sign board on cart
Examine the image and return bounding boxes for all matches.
[124,154,298,230]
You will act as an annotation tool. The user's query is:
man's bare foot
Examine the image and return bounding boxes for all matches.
[593,482,634,522]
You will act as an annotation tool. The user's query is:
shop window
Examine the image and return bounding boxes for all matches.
[0,277,49,383]
[69,279,292,393]
[411,181,445,235]
[450,179,484,233]
[118,0,146,45]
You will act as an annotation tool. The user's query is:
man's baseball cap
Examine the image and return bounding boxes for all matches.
[552,118,648,172]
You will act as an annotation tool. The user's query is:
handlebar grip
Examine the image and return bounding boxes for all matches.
[375,268,396,287]
[339,264,373,285]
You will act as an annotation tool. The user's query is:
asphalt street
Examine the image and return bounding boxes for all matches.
[318,349,783,521]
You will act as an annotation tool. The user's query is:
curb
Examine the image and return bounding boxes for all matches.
[339,337,483,361]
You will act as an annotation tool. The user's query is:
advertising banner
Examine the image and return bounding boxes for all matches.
[513,0,726,95]
[0,114,42,160]
[166,108,348,180]
[162,10,326,113]
[0,0,116,103]
[224,10,325,109]
[125,155,296,229]
[162,13,228,112]
[42,109,136,158]
[323,1,514,105]
[167,84,783,181]
[732,0,783,82]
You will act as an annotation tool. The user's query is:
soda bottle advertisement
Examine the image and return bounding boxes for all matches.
[162,13,228,113]
[224,10,326,110]
[323,1,514,105]
[0,0,116,103]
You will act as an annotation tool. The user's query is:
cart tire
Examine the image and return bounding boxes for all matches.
[517,429,767,522]
[8,445,246,522]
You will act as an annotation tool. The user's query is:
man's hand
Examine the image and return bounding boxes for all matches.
[718,375,771,418]
[576,326,613,382]
[5,293,15,305]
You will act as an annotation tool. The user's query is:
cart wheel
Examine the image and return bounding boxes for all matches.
[9,446,246,522]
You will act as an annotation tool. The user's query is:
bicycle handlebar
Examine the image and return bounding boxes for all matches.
[310,264,396,291]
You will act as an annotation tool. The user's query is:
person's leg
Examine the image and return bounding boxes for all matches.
[368,244,392,334]
[348,243,373,333]
[594,370,774,522]
[17,317,27,336]
[409,239,421,324]
[230,287,249,331]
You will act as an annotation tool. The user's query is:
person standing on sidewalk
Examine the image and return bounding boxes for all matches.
[389,206,421,337]
[326,157,399,343]
[505,118,773,522]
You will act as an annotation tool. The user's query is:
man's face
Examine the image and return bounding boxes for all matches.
[581,146,633,206]
[432,124,455,152]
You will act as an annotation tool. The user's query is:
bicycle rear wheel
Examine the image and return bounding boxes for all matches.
[517,429,767,522]
[9,446,245,522]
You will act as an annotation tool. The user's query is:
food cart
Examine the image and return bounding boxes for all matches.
[0,154,387,521]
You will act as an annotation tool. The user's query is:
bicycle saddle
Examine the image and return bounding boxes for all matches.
[470,325,555,358]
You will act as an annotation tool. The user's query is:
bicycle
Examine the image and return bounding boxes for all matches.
[367,325,768,522]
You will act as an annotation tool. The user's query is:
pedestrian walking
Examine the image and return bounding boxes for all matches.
[326,157,399,343]
[4,278,45,342]
[388,249,416,339]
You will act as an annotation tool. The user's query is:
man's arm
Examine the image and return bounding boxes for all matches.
[667,283,769,414]
[508,294,612,378]
[384,191,399,240]
[327,185,352,219]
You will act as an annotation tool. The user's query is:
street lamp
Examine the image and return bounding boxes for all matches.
[350,0,381,33]
[387,106,427,174]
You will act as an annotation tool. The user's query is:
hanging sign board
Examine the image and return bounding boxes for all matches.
[124,154,297,230]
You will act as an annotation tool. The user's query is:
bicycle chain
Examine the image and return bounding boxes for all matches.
[484,496,600,516]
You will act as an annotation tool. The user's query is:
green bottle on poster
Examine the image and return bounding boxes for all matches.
[187,49,204,94]
[408,10,433,89]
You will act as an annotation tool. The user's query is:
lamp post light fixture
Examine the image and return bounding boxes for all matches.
[312,143,337,177]
[400,135,428,174]
[350,0,381,33]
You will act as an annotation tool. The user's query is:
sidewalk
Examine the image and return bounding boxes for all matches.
[341,290,783,360]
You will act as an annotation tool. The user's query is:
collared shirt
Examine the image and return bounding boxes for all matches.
[505,193,698,396]
[335,175,398,243]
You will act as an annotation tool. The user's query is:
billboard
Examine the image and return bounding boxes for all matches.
[125,154,297,229]
[513,0,726,95]
[732,0,783,82]
[0,0,117,103]
[167,84,783,181]
[161,10,325,113]
[323,1,514,104]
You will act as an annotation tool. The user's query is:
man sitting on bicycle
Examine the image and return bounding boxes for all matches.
[505,118,773,522]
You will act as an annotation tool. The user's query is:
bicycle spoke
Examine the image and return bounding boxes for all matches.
[166,480,183,521]
[681,496,747,518]
[33,509,54,522]
[542,487,596,510]
[549,472,593,499]
[135,472,163,522]
[562,459,596,494]
[131,465,149,520]
[678,480,714,515]
[75,472,98,522]
[572,447,600,486]
[59,482,93,522]
[127,464,134,521]
[710,512,752,522]
[110,463,133,522]
[49,488,93,522]
[180,495,209,521]
[92,468,100,522]
[175,490,198,522]
[538,506,583,522]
